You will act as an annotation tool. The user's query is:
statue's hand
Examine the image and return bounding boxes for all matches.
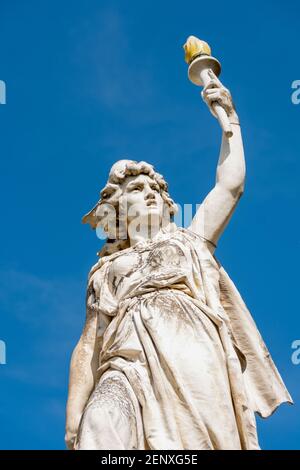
[65,411,82,450]
[201,71,239,123]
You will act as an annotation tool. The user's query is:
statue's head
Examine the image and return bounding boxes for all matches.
[82,159,178,255]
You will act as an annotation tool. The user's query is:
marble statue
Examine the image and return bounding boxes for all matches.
[65,37,292,450]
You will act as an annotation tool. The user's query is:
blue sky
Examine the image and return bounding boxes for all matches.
[0,0,299,450]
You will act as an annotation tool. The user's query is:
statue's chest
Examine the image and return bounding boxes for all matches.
[107,239,189,295]
[109,251,144,280]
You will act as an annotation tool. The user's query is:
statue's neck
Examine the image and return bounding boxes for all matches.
[129,223,162,247]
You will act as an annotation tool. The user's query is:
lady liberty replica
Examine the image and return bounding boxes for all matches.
[65,37,292,450]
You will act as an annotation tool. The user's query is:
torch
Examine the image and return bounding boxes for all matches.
[183,36,233,138]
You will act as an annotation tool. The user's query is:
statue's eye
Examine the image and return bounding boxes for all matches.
[131,185,143,192]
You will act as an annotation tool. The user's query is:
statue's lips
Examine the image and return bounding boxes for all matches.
[146,200,157,207]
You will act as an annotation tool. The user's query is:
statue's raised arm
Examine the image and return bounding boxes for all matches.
[189,77,244,250]
[184,38,245,251]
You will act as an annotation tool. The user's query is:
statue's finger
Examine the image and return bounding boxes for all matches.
[208,69,223,87]
[203,79,219,92]
[205,88,220,95]
[206,92,220,102]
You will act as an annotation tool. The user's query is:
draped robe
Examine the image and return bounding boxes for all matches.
[77,225,292,450]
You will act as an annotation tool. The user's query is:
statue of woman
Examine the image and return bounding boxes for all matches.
[65,76,292,450]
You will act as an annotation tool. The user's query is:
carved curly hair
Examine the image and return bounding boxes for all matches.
[82,160,178,256]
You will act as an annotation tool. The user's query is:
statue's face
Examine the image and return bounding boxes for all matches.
[120,174,165,229]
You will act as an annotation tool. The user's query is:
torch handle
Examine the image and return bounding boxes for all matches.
[200,69,233,138]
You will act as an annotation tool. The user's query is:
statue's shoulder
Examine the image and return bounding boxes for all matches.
[178,226,218,254]
[174,226,206,245]
[87,248,129,287]
[87,257,108,286]
[174,226,221,270]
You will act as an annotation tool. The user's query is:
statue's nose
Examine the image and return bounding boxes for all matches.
[145,191,155,200]
[145,187,155,200]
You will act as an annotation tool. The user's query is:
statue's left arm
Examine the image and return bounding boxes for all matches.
[189,76,245,252]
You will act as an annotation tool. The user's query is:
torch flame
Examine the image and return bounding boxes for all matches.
[183,36,211,64]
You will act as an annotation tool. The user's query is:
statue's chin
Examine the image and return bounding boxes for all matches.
[146,205,160,213]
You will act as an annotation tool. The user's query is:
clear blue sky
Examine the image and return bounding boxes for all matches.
[0,0,299,450]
